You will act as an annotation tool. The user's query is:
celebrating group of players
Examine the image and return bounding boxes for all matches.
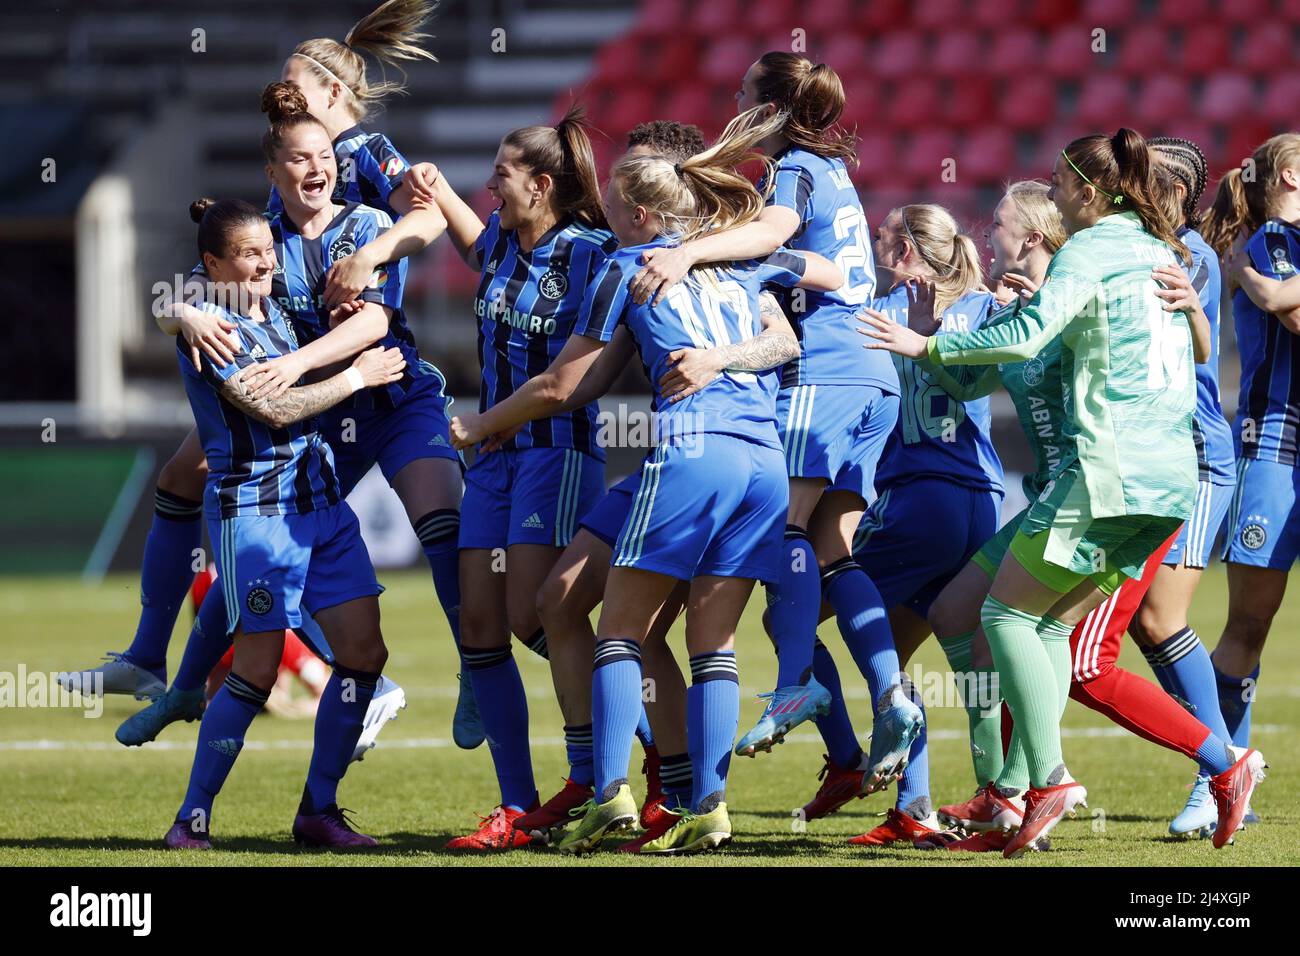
[57,0,1286,858]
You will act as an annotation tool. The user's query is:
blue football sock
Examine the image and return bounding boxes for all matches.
[177,672,268,827]
[688,651,739,811]
[811,639,863,768]
[658,752,692,810]
[895,696,931,818]
[302,664,379,814]
[125,488,202,676]
[635,706,655,749]
[1213,659,1259,749]
[413,509,464,656]
[823,558,899,706]
[769,527,820,687]
[173,587,234,693]
[1146,628,1234,775]
[465,645,536,810]
[592,639,643,798]
[564,723,594,787]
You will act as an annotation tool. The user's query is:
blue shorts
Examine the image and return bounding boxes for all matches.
[613,434,788,582]
[207,502,382,637]
[323,371,461,497]
[1166,478,1234,569]
[1221,457,1300,569]
[578,470,642,549]
[777,383,899,502]
[853,478,1002,618]
[459,446,604,550]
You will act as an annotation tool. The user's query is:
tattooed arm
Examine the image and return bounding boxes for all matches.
[658,292,799,403]
[217,346,406,430]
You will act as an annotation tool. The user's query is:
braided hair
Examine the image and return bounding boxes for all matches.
[1149,137,1208,229]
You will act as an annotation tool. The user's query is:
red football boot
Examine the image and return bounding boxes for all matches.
[446,805,535,851]
[937,782,1025,832]
[642,746,663,809]
[1209,747,1267,849]
[848,808,949,847]
[513,779,594,842]
[800,754,869,821]
[620,798,677,853]
[1003,779,1087,859]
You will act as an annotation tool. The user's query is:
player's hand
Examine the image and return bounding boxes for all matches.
[174,302,240,369]
[449,412,485,451]
[630,245,693,305]
[324,248,379,308]
[241,352,308,401]
[1223,236,1249,288]
[351,346,406,389]
[479,422,525,454]
[328,299,365,328]
[992,279,1019,308]
[1152,264,1197,313]
[904,278,940,335]
[659,347,725,403]
[1000,271,1040,300]
[856,308,928,359]
[404,162,440,205]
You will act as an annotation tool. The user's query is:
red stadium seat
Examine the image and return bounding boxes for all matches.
[659,86,716,129]
[884,77,944,129]
[1261,74,1300,125]
[750,0,799,34]
[837,80,880,132]
[1156,0,1214,26]
[693,0,745,36]
[1118,24,1176,76]
[601,86,658,138]
[960,128,1017,185]
[998,75,1059,131]
[1223,124,1277,171]
[854,131,899,186]
[1236,26,1293,73]
[986,29,1044,77]
[872,31,927,77]
[1076,74,1133,127]
[1218,0,1273,24]
[1135,75,1192,128]
[1180,24,1231,74]
[822,34,871,80]
[805,0,858,36]
[1026,0,1079,28]
[942,75,996,128]
[914,0,967,30]
[1032,122,1092,174]
[857,0,910,32]
[702,36,756,84]
[633,0,689,37]
[1281,0,1300,22]
[1082,0,1142,24]
[1042,26,1098,78]
[1200,74,1257,124]
[901,130,960,187]
[971,0,1024,29]
[594,37,641,84]
[931,30,983,78]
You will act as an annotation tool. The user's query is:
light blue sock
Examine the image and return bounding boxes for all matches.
[592,639,643,798]
[688,651,739,811]
[564,723,594,787]
[895,696,931,819]
[823,558,899,705]
[465,645,535,810]
[1145,628,1234,775]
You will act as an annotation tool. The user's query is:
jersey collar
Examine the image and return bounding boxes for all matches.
[514,215,574,255]
[333,124,365,146]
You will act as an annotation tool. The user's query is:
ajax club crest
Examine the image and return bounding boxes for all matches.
[538,269,568,300]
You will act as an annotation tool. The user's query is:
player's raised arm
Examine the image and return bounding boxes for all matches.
[220,345,405,429]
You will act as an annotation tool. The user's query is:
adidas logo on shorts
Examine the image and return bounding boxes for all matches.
[428,435,448,446]
[521,512,545,530]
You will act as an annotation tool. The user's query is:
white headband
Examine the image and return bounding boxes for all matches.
[291,53,355,99]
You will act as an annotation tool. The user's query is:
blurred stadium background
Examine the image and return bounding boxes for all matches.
[2,0,1298,577]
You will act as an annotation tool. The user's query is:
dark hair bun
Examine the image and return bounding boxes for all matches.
[261,81,311,124]
[190,197,215,223]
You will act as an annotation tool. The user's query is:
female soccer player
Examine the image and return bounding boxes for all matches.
[451,107,843,854]
[1201,132,1300,773]
[110,83,454,753]
[793,204,1002,846]
[165,197,404,850]
[862,130,1264,856]
[1129,138,1241,836]
[629,53,918,784]
[57,0,476,745]
[426,105,621,850]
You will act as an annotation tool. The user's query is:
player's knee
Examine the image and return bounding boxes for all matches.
[1223,614,1273,656]
[234,658,279,693]
[458,603,500,649]
[929,593,972,639]
[159,453,204,500]
[1133,604,1181,645]
[535,574,573,631]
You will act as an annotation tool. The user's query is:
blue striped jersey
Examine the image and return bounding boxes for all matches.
[760,146,893,392]
[579,238,809,450]
[178,296,341,519]
[1234,219,1300,466]
[870,286,1004,494]
[270,201,436,410]
[474,210,618,458]
[268,126,410,220]
[1180,227,1235,483]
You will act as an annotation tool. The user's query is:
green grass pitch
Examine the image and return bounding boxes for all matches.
[1,566,1295,867]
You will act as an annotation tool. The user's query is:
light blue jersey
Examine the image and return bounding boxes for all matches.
[760,146,893,392]
[870,286,1005,495]
[1181,227,1235,484]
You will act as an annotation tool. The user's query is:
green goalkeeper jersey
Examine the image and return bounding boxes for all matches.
[925,212,1197,521]
[919,300,1075,501]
